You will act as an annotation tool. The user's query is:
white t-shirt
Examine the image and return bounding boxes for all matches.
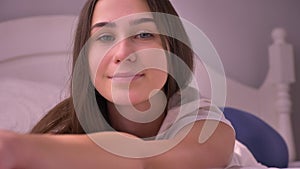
[155,88,267,168]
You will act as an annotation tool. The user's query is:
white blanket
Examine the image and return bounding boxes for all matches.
[227,140,271,169]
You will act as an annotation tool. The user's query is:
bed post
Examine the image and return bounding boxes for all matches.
[268,28,296,161]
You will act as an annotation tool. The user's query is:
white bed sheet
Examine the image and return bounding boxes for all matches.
[0,78,64,133]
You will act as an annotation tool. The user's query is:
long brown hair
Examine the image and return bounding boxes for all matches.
[31,0,194,134]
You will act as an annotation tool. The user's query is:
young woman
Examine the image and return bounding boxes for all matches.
[0,0,236,168]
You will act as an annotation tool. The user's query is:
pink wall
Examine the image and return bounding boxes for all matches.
[171,0,300,160]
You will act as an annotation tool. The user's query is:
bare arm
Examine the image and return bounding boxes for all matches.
[0,120,234,169]
[143,121,235,169]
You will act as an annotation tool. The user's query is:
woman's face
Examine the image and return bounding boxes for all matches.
[89,0,168,108]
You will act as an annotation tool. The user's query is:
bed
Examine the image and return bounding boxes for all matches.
[0,15,297,168]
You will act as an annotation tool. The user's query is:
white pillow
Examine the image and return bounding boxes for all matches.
[0,78,65,133]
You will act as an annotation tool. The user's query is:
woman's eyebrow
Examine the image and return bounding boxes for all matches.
[130,17,155,25]
[91,18,155,31]
[91,22,116,30]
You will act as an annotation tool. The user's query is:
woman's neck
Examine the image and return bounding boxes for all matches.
[107,101,166,139]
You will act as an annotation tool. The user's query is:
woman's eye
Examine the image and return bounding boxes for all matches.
[97,34,115,42]
[135,32,154,39]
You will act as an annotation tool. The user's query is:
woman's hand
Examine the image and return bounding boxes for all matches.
[0,130,19,169]
[0,130,40,169]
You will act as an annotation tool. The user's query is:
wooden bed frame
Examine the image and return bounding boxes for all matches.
[0,15,296,162]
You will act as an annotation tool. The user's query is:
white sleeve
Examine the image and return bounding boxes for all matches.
[226,140,268,168]
[155,98,233,140]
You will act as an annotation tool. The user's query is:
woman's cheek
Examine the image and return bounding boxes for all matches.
[88,41,112,85]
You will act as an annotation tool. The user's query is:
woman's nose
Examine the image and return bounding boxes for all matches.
[112,39,135,64]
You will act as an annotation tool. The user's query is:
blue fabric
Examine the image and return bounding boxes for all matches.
[223,107,289,168]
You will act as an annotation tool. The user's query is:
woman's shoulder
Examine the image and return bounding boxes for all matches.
[157,87,232,140]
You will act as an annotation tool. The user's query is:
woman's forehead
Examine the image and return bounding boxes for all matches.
[92,0,151,25]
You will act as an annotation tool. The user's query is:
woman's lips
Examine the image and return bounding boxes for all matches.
[108,73,144,82]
